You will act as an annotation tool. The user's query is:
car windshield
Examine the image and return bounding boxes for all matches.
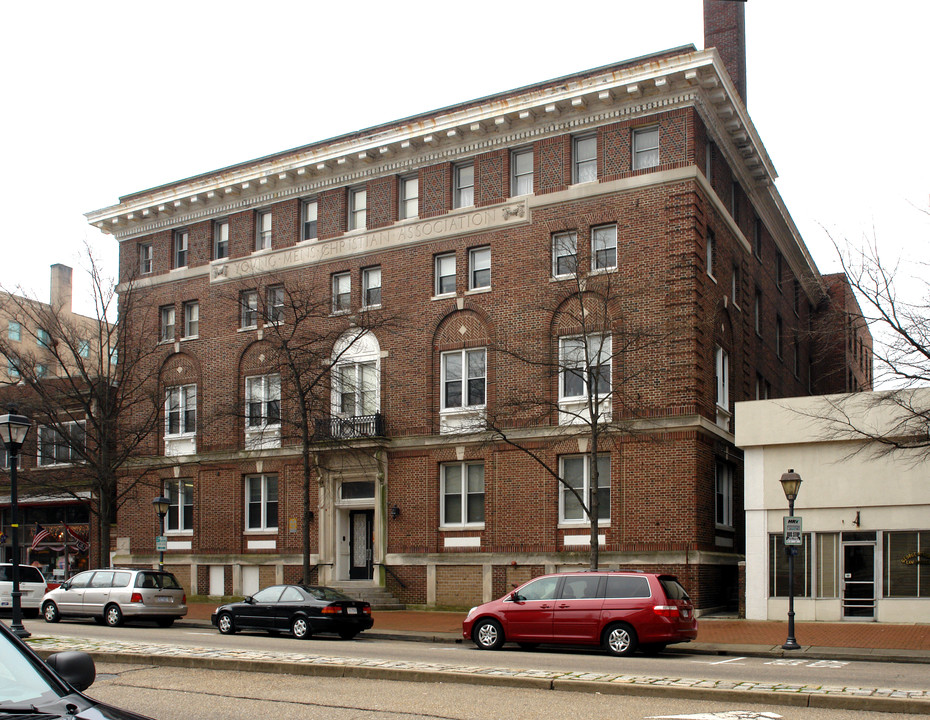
[303,586,353,601]
[136,572,181,589]
[0,630,63,707]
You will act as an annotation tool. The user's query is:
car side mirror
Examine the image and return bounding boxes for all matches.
[509,591,519,602]
[244,596,253,604]
[60,581,70,590]
[47,651,96,692]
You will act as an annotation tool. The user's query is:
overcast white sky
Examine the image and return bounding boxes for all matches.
[2,1,928,315]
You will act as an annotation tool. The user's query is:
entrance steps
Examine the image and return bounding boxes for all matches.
[330,582,405,610]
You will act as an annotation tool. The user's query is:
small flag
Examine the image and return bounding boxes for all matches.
[63,523,89,552]
[30,523,50,550]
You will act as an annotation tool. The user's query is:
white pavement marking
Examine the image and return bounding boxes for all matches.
[709,657,746,665]
[646,712,783,719]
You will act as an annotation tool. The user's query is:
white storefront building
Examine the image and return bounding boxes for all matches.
[737,391,930,623]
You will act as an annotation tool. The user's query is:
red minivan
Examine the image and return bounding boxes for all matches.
[462,571,697,656]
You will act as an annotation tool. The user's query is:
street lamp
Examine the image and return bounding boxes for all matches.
[779,468,803,651]
[152,496,170,571]
[0,407,32,639]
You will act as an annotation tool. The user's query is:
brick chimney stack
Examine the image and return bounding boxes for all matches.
[704,0,747,105]
[50,263,73,314]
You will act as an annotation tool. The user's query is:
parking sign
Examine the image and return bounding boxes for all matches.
[784,516,802,546]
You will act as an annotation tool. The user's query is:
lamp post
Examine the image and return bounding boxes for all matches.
[779,468,803,651]
[1,407,32,639]
[152,496,170,571]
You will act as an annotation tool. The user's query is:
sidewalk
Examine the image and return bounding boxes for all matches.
[184,602,930,661]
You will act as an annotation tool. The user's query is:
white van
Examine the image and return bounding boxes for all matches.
[0,563,49,618]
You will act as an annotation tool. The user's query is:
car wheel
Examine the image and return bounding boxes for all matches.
[472,618,505,650]
[42,602,61,623]
[291,616,310,639]
[338,629,358,640]
[640,642,667,655]
[602,622,638,657]
[517,642,539,651]
[217,612,236,635]
[104,604,124,627]
[156,618,175,628]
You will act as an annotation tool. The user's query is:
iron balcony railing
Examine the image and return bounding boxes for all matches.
[314,413,386,440]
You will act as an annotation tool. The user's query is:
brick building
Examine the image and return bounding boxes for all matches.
[85,2,867,611]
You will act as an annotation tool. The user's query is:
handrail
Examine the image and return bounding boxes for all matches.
[374,562,407,589]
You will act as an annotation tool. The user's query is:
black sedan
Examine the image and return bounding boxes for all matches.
[211,584,374,639]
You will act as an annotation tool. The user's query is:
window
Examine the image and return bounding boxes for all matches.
[332,272,351,313]
[715,346,729,410]
[159,306,175,343]
[139,243,153,274]
[441,462,485,526]
[817,533,840,598]
[174,230,189,268]
[792,333,800,376]
[1,445,21,470]
[240,290,258,329]
[753,216,762,258]
[632,126,659,170]
[511,148,533,196]
[435,253,456,296]
[561,335,611,401]
[775,251,784,291]
[705,140,714,184]
[36,364,48,378]
[333,361,378,417]
[794,280,800,315]
[165,384,196,436]
[256,210,272,251]
[214,219,229,259]
[706,229,715,278]
[246,374,281,429]
[163,479,193,533]
[7,356,20,378]
[572,134,597,183]
[552,232,577,277]
[560,454,610,523]
[591,225,617,271]
[38,421,85,466]
[454,164,474,208]
[468,247,490,290]
[246,474,278,531]
[349,188,367,230]
[731,264,740,306]
[266,285,284,323]
[776,315,783,359]
[78,339,90,358]
[768,533,811,597]
[884,531,930,598]
[37,328,51,348]
[754,289,762,336]
[400,176,418,220]
[301,199,318,241]
[362,267,381,308]
[441,348,486,410]
[715,461,733,528]
[8,321,21,342]
[183,301,199,338]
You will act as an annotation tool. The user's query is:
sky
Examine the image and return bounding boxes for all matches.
[2,1,928,316]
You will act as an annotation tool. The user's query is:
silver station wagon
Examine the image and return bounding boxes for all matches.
[41,568,187,627]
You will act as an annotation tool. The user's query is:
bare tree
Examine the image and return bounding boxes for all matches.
[0,248,162,567]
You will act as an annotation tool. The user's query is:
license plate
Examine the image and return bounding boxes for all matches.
[346,607,357,614]
[155,596,174,603]
[682,609,690,618]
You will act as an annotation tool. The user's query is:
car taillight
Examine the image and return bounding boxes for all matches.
[131,592,143,603]
[653,605,680,618]
[182,594,186,604]
[362,606,371,615]
[322,606,340,614]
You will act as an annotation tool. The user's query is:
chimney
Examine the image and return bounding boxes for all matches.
[704,0,747,105]
[50,264,73,314]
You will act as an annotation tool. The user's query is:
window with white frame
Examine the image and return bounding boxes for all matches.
[591,225,617,271]
[435,253,456,296]
[301,199,318,241]
[246,374,281,430]
[560,454,610,523]
[240,290,258,329]
[174,230,188,268]
[884,531,930,598]
[632,126,659,170]
[715,346,729,411]
[37,328,51,348]
[349,188,367,230]
[573,134,597,183]
[38,421,85,466]
[246,474,278,531]
[441,462,485,526]
[468,247,490,290]
[183,301,199,339]
[333,361,378,417]
[7,356,20,378]
[78,339,90,358]
[511,148,533,196]
[400,176,419,219]
[165,384,196,437]
[266,285,285,323]
[214,219,229,259]
[159,306,175,343]
[8,321,21,341]
[706,229,715,278]
[139,243,153,274]
[163,479,193,533]
[454,163,474,209]
[1,445,22,470]
[362,267,382,308]
[715,461,733,528]
[256,210,272,251]
[441,348,486,410]
[552,232,577,277]
[332,272,351,313]
[560,335,612,401]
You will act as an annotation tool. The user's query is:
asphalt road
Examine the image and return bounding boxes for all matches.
[85,661,919,720]
[22,616,930,695]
